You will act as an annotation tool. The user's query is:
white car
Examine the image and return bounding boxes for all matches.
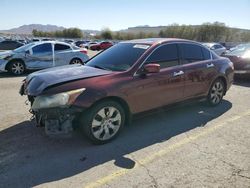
[203,43,226,56]
[0,41,89,75]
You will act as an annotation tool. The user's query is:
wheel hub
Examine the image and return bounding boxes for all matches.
[91,106,122,141]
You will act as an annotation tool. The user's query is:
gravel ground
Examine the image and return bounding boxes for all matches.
[0,57,250,188]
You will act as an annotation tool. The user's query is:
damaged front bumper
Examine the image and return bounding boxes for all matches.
[34,106,83,137]
[20,79,87,137]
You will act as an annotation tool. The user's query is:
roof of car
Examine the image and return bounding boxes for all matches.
[122,38,197,45]
[32,41,72,46]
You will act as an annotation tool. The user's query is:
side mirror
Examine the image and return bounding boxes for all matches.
[144,64,160,74]
[25,50,30,55]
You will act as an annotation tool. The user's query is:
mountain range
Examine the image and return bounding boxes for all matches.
[1,24,250,35]
[0,24,100,35]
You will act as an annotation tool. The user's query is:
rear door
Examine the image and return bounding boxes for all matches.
[54,43,72,66]
[128,43,185,113]
[178,43,217,99]
[25,43,53,69]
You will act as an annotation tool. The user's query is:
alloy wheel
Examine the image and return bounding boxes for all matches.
[91,106,122,141]
[71,59,82,64]
[11,62,25,75]
[209,81,224,105]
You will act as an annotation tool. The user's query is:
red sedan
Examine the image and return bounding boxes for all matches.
[20,38,234,144]
[90,41,113,51]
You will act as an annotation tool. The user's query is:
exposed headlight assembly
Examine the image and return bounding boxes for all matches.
[32,88,86,110]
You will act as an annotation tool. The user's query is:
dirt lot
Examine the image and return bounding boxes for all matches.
[0,55,250,187]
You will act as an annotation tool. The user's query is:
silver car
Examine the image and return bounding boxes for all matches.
[202,43,226,56]
[0,41,89,75]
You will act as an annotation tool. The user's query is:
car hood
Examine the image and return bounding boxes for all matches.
[223,54,250,70]
[25,65,112,96]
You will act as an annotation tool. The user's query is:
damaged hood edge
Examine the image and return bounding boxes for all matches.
[25,65,112,96]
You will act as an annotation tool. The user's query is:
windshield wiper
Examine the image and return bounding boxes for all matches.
[93,65,112,71]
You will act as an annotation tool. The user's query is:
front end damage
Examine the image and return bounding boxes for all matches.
[34,107,83,137]
[20,82,86,137]
[19,65,113,137]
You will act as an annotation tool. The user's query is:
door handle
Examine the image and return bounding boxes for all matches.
[173,70,184,77]
[206,63,215,68]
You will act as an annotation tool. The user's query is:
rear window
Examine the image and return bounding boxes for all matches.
[86,43,149,71]
[213,44,223,49]
[55,44,71,51]
[201,47,211,60]
[179,43,204,64]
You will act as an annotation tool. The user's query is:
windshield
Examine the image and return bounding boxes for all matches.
[86,43,150,71]
[13,43,35,52]
[227,44,250,56]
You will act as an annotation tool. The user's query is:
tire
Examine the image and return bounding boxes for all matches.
[80,100,125,144]
[207,79,225,106]
[8,60,25,75]
[70,58,83,65]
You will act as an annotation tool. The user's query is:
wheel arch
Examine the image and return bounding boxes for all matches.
[208,75,228,96]
[6,58,26,71]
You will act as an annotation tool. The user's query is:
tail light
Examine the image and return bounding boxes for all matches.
[80,48,88,54]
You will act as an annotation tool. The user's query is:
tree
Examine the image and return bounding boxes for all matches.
[32,28,83,38]
[100,28,113,40]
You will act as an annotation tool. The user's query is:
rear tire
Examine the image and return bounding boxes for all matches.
[70,58,83,65]
[80,101,125,144]
[8,60,25,75]
[207,79,225,106]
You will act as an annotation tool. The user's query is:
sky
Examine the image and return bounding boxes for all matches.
[1,0,250,31]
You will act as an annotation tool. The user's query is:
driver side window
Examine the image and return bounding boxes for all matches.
[32,43,52,55]
[145,44,179,69]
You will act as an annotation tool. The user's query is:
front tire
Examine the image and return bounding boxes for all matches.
[207,79,225,106]
[8,60,25,75]
[80,101,125,144]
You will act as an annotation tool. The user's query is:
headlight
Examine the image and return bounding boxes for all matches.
[32,88,85,110]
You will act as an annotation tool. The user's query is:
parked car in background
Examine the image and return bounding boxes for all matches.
[80,41,98,49]
[89,41,113,51]
[20,38,234,144]
[228,43,250,52]
[17,39,27,44]
[64,39,75,44]
[42,38,54,41]
[32,38,41,42]
[74,40,90,47]
[203,43,226,55]
[0,40,24,50]
[0,41,89,75]
[223,44,250,78]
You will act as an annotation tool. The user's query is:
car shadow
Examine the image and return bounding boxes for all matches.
[0,72,30,78]
[0,100,232,187]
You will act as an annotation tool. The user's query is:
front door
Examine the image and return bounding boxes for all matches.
[26,43,53,69]
[126,43,185,113]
